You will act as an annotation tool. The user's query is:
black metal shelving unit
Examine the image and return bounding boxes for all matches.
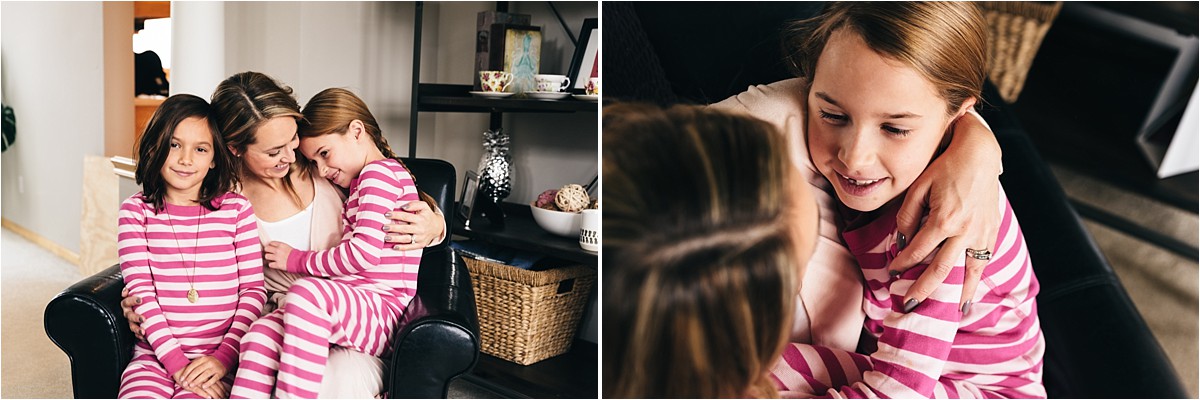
[407,2,598,398]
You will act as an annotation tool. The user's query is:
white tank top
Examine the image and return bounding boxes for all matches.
[257,199,315,251]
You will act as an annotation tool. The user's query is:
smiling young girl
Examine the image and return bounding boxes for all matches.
[247,88,422,398]
[770,2,1044,398]
[118,94,266,399]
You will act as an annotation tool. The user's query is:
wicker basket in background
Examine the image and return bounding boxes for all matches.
[462,256,596,365]
[980,1,1064,103]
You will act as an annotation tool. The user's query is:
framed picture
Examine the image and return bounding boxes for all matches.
[490,24,541,94]
[567,18,598,92]
[458,170,480,223]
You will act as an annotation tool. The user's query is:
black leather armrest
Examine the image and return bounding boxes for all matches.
[997,132,1188,398]
[43,264,133,399]
[386,247,480,398]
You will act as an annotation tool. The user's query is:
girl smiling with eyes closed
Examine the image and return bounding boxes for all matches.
[769,2,1045,398]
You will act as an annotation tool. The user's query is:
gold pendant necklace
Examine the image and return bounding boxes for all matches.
[166,201,204,303]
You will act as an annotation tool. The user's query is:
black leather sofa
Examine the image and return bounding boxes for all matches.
[605,2,1188,398]
[43,158,480,399]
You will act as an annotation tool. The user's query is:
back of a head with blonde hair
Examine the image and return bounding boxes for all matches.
[602,104,802,398]
[783,1,989,115]
[210,71,307,204]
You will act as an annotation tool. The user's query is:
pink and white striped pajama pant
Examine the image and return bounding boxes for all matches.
[230,277,402,399]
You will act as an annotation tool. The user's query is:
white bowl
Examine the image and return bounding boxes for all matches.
[529,202,582,237]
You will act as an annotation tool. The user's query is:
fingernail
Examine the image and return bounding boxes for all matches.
[961,301,972,316]
[384,212,393,218]
[896,232,907,250]
[136,298,142,304]
[402,204,411,210]
[888,269,901,277]
[385,236,394,242]
[903,298,919,313]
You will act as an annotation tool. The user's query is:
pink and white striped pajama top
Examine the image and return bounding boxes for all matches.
[231,158,422,398]
[117,192,266,398]
[773,185,1045,398]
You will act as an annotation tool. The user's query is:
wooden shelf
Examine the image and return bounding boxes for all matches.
[453,202,597,266]
[461,340,597,399]
[134,1,170,20]
[417,84,597,114]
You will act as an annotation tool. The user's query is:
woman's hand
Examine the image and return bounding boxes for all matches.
[263,241,295,271]
[382,200,446,251]
[119,287,147,342]
[889,112,1001,315]
[173,356,227,399]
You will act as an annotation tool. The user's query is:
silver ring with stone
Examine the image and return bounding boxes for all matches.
[966,248,992,261]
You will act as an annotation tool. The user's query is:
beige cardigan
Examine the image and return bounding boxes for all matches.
[711,78,866,352]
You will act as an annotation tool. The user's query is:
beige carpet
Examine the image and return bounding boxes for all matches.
[1,226,80,398]
[0,227,500,399]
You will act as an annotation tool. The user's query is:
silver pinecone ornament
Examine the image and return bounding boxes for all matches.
[478,129,512,203]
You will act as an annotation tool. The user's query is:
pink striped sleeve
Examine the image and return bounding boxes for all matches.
[286,161,416,277]
[118,196,190,376]
[772,267,965,399]
[835,265,965,398]
[213,195,266,369]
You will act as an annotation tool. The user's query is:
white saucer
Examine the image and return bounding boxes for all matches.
[525,91,572,100]
[573,94,599,102]
[470,91,515,98]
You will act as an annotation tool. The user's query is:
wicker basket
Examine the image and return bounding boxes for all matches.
[462,256,596,365]
[980,1,1063,103]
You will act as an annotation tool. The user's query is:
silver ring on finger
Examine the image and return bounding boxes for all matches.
[965,248,992,261]
[408,233,415,244]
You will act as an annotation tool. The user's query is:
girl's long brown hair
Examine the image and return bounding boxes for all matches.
[135,94,234,212]
[299,87,436,208]
[603,104,801,398]
[783,1,989,115]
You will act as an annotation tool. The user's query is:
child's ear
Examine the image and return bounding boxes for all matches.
[349,120,366,140]
[955,97,978,119]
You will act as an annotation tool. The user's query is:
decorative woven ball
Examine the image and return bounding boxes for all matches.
[555,184,590,213]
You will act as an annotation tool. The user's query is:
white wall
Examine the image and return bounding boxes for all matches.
[1,1,107,255]
[223,1,598,205]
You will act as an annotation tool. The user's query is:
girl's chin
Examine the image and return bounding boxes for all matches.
[833,189,891,212]
[839,198,883,212]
